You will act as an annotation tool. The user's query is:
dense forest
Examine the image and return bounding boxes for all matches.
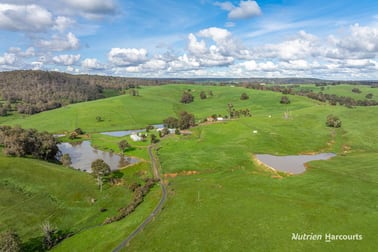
[0,70,171,115]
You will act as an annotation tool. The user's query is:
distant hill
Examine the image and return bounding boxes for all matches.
[0,70,169,115]
[1,70,377,116]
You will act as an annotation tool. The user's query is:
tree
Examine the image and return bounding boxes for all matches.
[352,87,361,93]
[240,92,249,100]
[200,91,207,100]
[163,117,179,128]
[74,128,84,135]
[180,91,194,104]
[61,153,72,167]
[280,96,291,104]
[150,134,158,144]
[118,139,130,153]
[365,93,373,99]
[145,125,154,132]
[0,230,21,252]
[0,126,59,160]
[91,159,111,191]
[179,111,195,130]
[69,131,78,140]
[326,114,342,128]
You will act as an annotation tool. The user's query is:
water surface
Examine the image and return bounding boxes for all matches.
[101,124,164,137]
[57,141,138,172]
[255,153,336,174]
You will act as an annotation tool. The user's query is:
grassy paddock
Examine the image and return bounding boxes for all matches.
[0,152,153,248]
[1,84,377,251]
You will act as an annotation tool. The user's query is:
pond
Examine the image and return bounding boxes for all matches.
[255,153,336,174]
[57,141,139,172]
[101,124,164,137]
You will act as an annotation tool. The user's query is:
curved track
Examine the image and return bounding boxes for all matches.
[112,145,167,252]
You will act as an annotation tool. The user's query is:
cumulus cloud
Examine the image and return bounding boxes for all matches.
[254,30,320,61]
[168,54,200,71]
[81,58,105,70]
[325,24,378,60]
[0,4,53,32]
[188,33,207,55]
[8,47,35,57]
[0,53,16,65]
[215,0,261,20]
[38,32,80,51]
[108,48,148,66]
[53,54,80,65]
[53,16,75,33]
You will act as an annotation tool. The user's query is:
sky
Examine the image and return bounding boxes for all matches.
[0,0,378,80]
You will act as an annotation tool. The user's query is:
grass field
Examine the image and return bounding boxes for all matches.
[1,84,316,133]
[0,153,155,249]
[1,84,377,251]
[124,105,378,251]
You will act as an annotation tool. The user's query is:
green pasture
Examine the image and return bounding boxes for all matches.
[289,83,378,101]
[125,105,378,251]
[1,84,315,133]
[1,84,377,251]
[0,154,154,249]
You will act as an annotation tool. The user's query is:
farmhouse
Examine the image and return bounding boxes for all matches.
[130,133,142,142]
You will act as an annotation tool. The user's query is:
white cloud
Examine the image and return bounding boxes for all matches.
[0,53,16,65]
[53,16,75,33]
[0,4,53,32]
[31,61,43,70]
[325,24,378,60]
[142,59,167,71]
[108,48,148,66]
[215,0,261,20]
[81,58,105,70]
[168,54,200,71]
[38,32,80,51]
[197,27,232,44]
[8,47,35,57]
[53,54,80,65]
[188,33,207,55]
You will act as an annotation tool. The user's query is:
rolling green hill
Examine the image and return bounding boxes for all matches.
[1,84,315,133]
[1,84,377,251]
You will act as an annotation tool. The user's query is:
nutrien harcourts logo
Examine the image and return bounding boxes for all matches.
[291,233,363,242]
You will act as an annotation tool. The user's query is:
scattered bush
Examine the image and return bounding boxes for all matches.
[0,230,21,252]
[180,91,194,104]
[326,114,342,128]
[240,92,249,100]
[103,178,159,224]
[280,96,291,104]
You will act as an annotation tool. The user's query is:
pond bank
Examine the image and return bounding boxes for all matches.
[255,153,336,174]
[57,141,139,172]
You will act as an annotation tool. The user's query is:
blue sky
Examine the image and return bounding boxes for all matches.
[0,0,377,79]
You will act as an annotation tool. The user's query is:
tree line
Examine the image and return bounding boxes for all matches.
[0,125,59,160]
[0,70,177,116]
[243,83,378,108]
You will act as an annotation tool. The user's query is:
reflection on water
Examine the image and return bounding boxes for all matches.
[255,153,336,174]
[57,141,138,172]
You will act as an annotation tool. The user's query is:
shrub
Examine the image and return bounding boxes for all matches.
[240,92,249,100]
[280,96,291,104]
[326,114,342,128]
